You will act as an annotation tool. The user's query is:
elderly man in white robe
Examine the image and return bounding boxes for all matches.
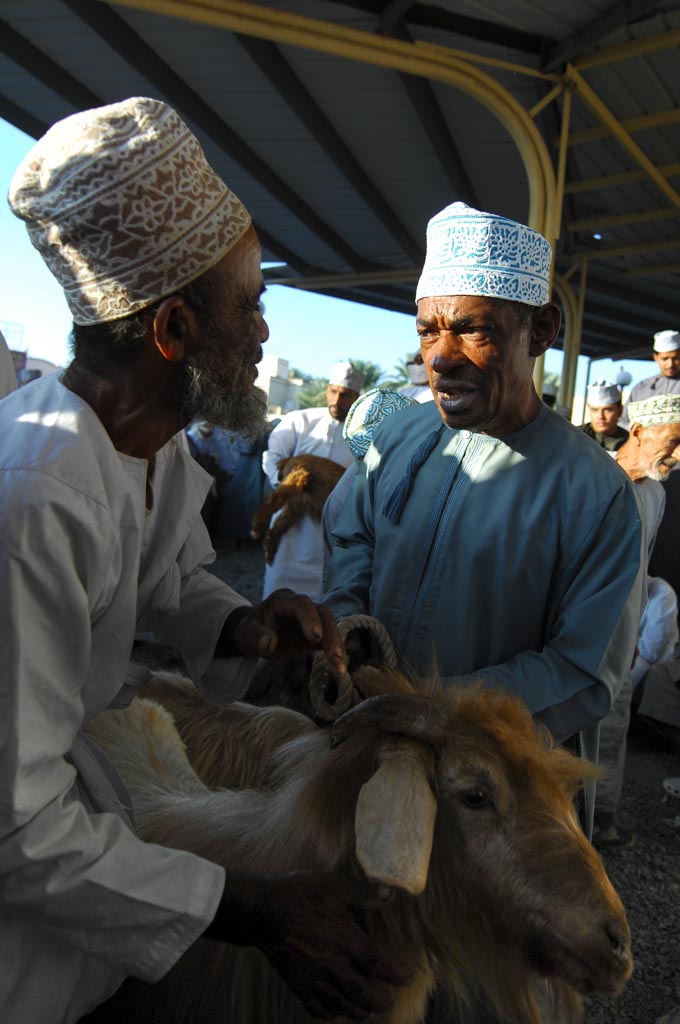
[0,98,407,1024]
[260,360,365,601]
[592,393,680,847]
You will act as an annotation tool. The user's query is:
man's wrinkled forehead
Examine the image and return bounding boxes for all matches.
[416,293,522,325]
[641,422,680,444]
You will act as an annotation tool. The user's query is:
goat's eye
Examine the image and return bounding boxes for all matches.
[461,789,490,809]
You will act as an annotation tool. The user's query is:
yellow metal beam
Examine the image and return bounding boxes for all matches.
[574,238,680,260]
[567,258,588,408]
[624,262,680,276]
[575,30,680,70]
[568,208,680,231]
[565,106,680,146]
[561,261,580,283]
[565,162,680,194]
[104,0,558,241]
[528,83,565,119]
[566,66,680,211]
[265,268,419,288]
[552,274,578,410]
[552,87,572,240]
[411,38,560,82]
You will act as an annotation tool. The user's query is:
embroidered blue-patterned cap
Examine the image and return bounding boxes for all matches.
[342,386,416,461]
[415,202,552,306]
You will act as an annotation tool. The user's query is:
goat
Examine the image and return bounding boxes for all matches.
[251,453,346,564]
[84,668,632,1024]
[139,672,316,789]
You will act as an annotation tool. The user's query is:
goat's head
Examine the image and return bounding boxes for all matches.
[329,674,632,1022]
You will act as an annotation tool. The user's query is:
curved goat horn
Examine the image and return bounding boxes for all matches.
[330,693,449,751]
[355,738,437,895]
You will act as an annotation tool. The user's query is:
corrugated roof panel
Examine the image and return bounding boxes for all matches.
[1,0,678,355]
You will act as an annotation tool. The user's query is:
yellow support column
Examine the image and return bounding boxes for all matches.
[566,257,588,409]
[553,275,578,414]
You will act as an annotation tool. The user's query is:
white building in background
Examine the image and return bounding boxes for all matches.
[257,353,303,418]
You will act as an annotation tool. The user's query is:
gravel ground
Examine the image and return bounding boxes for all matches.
[211,541,680,1024]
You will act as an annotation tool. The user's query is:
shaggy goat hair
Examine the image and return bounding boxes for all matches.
[84,669,632,1024]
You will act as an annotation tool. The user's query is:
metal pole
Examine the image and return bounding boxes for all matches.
[581,356,594,426]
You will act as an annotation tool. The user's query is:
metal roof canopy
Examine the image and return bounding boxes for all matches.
[2,0,680,401]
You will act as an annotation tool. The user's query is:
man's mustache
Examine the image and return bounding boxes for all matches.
[431,372,482,391]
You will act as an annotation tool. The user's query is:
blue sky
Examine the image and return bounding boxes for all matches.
[0,115,656,405]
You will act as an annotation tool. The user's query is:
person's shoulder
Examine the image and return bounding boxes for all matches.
[382,398,439,430]
[0,374,115,506]
[636,477,665,503]
[630,374,661,395]
[278,405,326,427]
[370,399,439,448]
[537,409,633,487]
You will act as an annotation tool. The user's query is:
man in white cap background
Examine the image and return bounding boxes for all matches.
[580,379,628,451]
[397,351,434,403]
[622,329,680,427]
[592,394,680,848]
[260,359,365,601]
[262,359,366,488]
[0,98,406,1024]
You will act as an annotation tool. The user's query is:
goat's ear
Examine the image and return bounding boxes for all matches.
[355,738,436,896]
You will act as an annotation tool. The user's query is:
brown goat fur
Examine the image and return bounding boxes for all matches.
[251,453,346,564]
[85,668,631,1024]
[139,672,316,789]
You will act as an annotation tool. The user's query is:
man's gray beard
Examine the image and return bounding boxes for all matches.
[648,459,677,482]
[182,336,267,437]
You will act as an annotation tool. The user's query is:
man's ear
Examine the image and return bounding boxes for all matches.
[630,422,643,445]
[528,302,561,357]
[151,297,198,363]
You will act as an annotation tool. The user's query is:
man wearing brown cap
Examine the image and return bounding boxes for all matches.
[0,98,404,1024]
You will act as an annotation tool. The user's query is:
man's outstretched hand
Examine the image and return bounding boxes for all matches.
[205,871,412,1021]
[219,589,347,685]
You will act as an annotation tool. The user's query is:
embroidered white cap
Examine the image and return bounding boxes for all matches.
[416,202,552,306]
[329,360,366,392]
[653,330,680,353]
[8,97,252,325]
[627,394,680,426]
[587,380,621,407]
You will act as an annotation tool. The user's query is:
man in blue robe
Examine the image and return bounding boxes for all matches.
[324,202,645,749]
